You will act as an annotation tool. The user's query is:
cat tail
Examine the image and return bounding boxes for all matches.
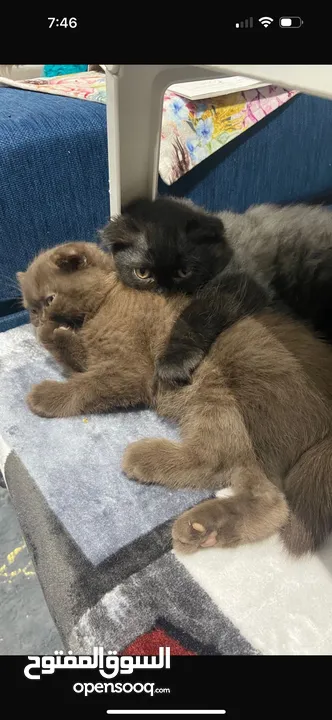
[281,435,332,555]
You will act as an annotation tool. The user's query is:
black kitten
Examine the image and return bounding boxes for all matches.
[102,197,269,385]
[102,196,232,294]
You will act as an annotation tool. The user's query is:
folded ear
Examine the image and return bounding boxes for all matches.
[185,215,225,245]
[100,215,138,252]
[53,247,88,272]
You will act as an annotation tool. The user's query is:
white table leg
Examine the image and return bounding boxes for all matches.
[105,65,227,216]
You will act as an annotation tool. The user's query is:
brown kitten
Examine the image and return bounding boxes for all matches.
[18,242,332,557]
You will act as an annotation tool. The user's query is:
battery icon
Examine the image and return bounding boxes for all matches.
[279,16,303,27]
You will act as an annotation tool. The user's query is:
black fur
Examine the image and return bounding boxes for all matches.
[156,272,269,386]
[102,197,232,294]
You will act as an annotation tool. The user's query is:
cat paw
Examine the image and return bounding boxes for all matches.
[155,348,204,389]
[172,499,235,554]
[52,326,73,344]
[37,320,61,345]
[27,380,68,418]
[37,323,73,354]
[122,439,167,484]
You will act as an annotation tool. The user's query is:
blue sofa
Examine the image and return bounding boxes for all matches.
[1,88,332,332]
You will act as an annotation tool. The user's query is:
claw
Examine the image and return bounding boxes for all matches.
[191,522,206,533]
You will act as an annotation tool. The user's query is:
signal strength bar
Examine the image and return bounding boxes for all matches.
[235,17,254,28]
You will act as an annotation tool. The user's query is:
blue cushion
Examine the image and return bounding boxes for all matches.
[0,88,110,307]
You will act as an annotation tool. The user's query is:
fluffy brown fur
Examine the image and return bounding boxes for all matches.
[18,242,332,557]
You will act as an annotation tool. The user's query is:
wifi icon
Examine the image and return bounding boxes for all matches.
[259,16,274,27]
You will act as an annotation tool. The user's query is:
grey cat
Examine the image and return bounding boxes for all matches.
[103,197,332,385]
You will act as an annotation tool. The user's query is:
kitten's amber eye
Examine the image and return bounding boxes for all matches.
[134,268,152,280]
[44,294,56,306]
[176,268,190,279]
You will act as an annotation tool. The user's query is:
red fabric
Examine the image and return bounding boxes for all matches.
[122,628,196,656]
